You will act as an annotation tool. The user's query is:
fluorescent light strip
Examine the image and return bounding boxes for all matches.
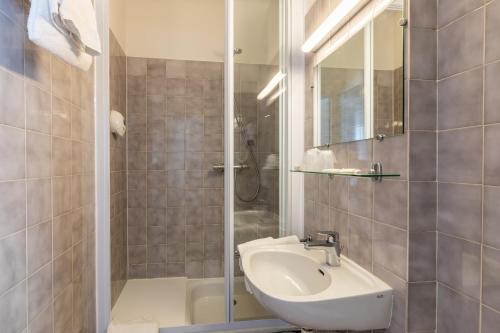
[317,27,350,65]
[301,0,363,53]
[266,87,287,106]
[373,0,394,16]
[349,3,373,36]
[257,72,286,100]
[313,0,395,67]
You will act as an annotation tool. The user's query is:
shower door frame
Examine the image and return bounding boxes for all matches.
[94,0,304,332]
[222,0,291,329]
[224,0,235,325]
[95,0,111,332]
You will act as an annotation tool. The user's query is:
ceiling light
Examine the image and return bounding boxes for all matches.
[266,87,287,106]
[301,0,363,53]
[257,72,286,101]
[374,0,395,16]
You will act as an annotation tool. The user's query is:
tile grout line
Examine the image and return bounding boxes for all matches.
[50,50,56,333]
[435,0,440,330]
[406,1,412,325]
[436,63,484,83]
[437,5,485,33]
[145,60,149,278]
[437,230,484,247]
[24,15,29,332]
[438,280,482,304]
[479,2,487,332]
[483,303,500,316]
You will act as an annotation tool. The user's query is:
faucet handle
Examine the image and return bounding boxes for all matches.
[300,235,313,243]
[317,231,339,243]
[318,231,343,257]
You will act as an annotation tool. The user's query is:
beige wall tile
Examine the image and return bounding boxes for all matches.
[0,67,24,128]
[0,230,26,295]
[26,83,51,134]
[0,180,26,237]
[27,263,52,321]
[0,124,25,180]
[27,221,51,275]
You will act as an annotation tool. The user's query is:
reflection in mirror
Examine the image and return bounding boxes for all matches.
[314,0,404,146]
[373,4,404,137]
[318,28,367,146]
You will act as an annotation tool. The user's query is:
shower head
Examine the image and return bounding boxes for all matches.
[234,48,243,55]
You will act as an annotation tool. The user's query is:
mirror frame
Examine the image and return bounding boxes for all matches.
[312,0,407,148]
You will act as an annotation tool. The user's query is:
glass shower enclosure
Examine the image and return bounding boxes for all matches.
[231,0,285,324]
[98,0,291,332]
[224,0,289,329]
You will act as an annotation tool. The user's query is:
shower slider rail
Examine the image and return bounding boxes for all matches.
[212,164,249,172]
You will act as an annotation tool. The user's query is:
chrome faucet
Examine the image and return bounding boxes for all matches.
[304,231,342,267]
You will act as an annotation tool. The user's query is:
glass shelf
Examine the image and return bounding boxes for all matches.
[290,169,400,178]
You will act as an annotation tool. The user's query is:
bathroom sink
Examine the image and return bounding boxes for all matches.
[241,244,393,331]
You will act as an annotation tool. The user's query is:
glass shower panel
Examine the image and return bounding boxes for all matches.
[233,0,283,321]
[109,0,228,329]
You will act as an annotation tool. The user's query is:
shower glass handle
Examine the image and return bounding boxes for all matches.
[212,164,249,172]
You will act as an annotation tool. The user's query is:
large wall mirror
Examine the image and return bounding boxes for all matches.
[314,0,405,146]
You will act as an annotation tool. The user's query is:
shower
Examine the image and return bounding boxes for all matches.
[234,47,262,203]
[105,0,283,329]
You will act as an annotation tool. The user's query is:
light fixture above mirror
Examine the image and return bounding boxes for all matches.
[301,0,367,53]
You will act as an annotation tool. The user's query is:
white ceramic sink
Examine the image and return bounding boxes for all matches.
[241,244,393,331]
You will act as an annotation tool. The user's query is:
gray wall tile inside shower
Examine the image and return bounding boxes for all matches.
[126,56,225,279]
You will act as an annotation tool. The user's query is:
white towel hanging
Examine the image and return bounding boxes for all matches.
[58,0,102,55]
[27,0,93,70]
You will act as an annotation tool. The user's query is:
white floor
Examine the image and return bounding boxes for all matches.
[111,277,272,328]
[111,278,189,327]
[191,286,272,324]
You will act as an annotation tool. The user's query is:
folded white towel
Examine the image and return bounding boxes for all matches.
[322,168,362,174]
[237,236,300,256]
[48,0,84,51]
[237,237,273,257]
[58,0,102,55]
[271,235,300,245]
[28,0,92,70]
[263,154,279,170]
[107,322,159,333]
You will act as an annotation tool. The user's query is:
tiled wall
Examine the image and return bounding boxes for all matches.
[406,0,438,332]
[0,0,96,332]
[303,1,438,332]
[126,57,225,279]
[436,0,500,332]
[109,31,127,307]
[303,140,410,333]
